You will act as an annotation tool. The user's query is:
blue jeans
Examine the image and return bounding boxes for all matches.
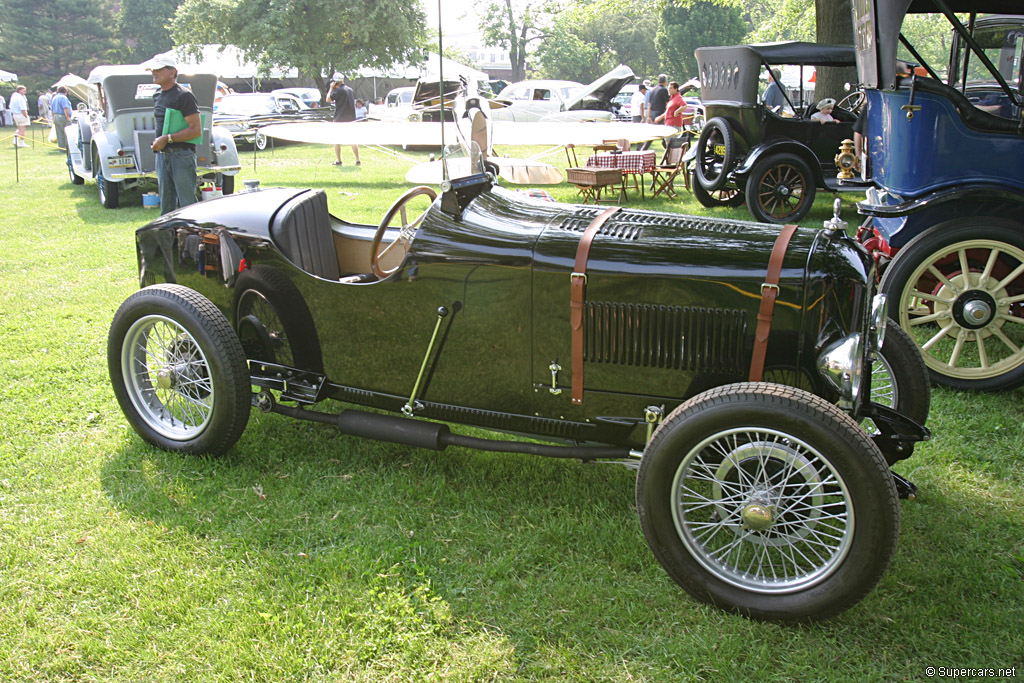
[156,147,198,215]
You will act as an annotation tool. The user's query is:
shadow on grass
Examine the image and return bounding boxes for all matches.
[97,405,1024,667]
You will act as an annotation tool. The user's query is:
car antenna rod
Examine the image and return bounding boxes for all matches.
[438,0,449,183]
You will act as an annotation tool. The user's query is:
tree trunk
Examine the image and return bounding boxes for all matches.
[815,0,857,103]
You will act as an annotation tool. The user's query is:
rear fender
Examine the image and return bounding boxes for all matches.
[736,140,824,185]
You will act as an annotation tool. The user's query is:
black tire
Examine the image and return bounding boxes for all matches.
[67,147,84,185]
[691,172,745,207]
[108,284,251,455]
[233,265,324,372]
[879,219,1024,391]
[744,153,815,224]
[694,117,736,192]
[871,322,931,424]
[867,323,931,463]
[636,382,899,622]
[97,164,120,209]
[221,174,235,196]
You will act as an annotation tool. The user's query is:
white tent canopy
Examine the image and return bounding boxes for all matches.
[144,44,298,81]
[0,68,17,82]
[356,52,487,84]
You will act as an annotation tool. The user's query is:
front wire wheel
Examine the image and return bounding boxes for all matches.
[637,383,899,621]
[863,323,931,462]
[109,285,251,454]
[880,220,1024,390]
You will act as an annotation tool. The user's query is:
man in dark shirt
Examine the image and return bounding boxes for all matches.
[148,55,202,214]
[642,74,669,150]
[326,73,360,166]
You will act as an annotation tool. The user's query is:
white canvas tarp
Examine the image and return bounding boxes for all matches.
[0,68,17,82]
[144,45,298,80]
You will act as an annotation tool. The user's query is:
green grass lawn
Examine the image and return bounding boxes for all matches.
[1,126,1022,682]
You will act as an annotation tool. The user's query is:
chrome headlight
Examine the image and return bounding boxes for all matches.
[870,293,888,351]
[817,333,864,408]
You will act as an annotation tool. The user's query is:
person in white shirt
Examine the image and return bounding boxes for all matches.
[630,84,647,123]
[10,85,30,147]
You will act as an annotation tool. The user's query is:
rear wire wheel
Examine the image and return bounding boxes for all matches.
[108,285,251,454]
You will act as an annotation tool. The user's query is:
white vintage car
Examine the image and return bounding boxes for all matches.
[490,65,634,122]
[65,65,241,208]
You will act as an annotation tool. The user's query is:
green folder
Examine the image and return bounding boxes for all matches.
[162,107,204,144]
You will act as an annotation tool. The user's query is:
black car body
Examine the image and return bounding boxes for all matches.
[690,42,871,224]
[851,0,1024,392]
[109,163,930,622]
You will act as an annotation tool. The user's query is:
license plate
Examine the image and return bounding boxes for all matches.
[713,144,726,157]
[108,156,134,168]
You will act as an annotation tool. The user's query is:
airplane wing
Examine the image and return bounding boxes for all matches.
[261,120,678,147]
[405,157,564,185]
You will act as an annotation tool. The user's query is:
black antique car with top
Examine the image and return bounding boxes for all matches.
[108,146,931,621]
[690,42,872,224]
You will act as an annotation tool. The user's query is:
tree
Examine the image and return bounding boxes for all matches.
[534,0,660,83]
[171,0,427,94]
[0,0,117,85]
[116,0,181,63]
[813,0,856,102]
[656,1,747,80]
[474,0,555,81]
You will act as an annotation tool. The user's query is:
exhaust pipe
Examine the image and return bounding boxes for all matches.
[267,401,630,460]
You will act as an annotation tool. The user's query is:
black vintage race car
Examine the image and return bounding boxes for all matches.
[108,166,930,622]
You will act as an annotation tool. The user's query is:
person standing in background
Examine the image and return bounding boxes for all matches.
[37,90,51,121]
[642,75,669,150]
[763,68,785,112]
[326,73,360,166]
[10,85,30,147]
[50,86,73,150]
[147,55,202,214]
[0,92,7,127]
[630,83,647,123]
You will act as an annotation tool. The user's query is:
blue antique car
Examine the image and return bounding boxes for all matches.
[853,0,1024,391]
[106,102,932,621]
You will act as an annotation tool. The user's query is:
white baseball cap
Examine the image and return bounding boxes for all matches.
[145,54,178,70]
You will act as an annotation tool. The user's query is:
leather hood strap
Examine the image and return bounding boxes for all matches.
[749,223,799,382]
[570,206,621,405]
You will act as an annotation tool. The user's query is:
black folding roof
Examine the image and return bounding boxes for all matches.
[742,42,857,67]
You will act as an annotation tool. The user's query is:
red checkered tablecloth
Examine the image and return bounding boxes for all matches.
[585,151,656,174]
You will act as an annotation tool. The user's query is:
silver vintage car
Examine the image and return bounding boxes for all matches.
[65,65,242,208]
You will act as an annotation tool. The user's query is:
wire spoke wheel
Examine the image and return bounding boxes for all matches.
[672,427,853,593]
[121,314,214,440]
[636,384,899,621]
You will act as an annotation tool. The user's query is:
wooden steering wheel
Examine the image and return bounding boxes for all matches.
[370,186,438,279]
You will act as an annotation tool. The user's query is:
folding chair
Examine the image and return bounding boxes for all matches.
[564,143,579,168]
[649,136,689,199]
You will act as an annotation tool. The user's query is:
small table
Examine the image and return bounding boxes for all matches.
[585,151,657,198]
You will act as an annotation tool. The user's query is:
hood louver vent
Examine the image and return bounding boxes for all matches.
[555,210,749,241]
[584,302,747,372]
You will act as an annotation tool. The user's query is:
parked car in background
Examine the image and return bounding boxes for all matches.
[386,86,415,107]
[689,42,870,224]
[612,84,638,121]
[64,65,241,208]
[213,92,331,149]
[272,87,322,108]
[491,65,634,122]
[852,1,1024,392]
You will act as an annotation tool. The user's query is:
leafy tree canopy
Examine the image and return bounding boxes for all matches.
[656,0,747,80]
[115,0,181,63]
[0,0,117,87]
[474,0,558,81]
[171,0,428,92]
[534,0,660,82]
